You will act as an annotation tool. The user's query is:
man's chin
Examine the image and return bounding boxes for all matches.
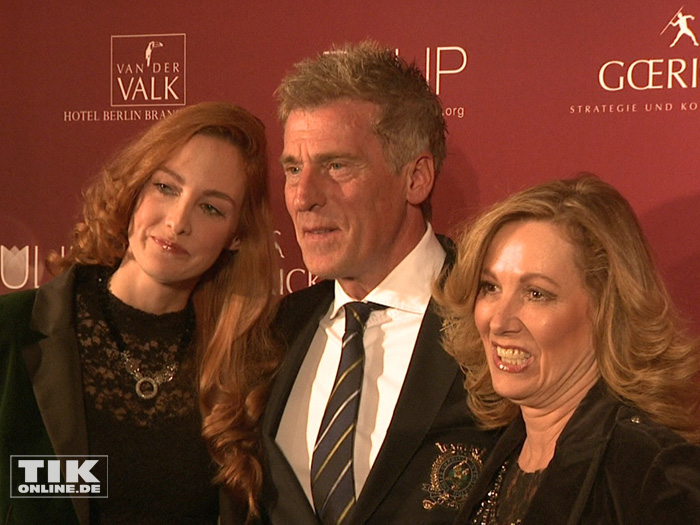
[300,258,341,282]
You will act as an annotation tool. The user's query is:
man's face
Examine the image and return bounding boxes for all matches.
[281,99,428,298]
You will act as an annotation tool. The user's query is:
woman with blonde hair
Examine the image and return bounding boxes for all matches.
[1,102,279,524]
[439,174,700,524]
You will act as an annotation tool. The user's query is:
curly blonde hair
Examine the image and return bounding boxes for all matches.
[438,174,700,442]
[51,102,280,518]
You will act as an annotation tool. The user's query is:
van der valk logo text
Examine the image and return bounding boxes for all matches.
[111,33,186,107]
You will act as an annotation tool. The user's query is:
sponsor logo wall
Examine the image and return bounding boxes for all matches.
[3,2,699,328]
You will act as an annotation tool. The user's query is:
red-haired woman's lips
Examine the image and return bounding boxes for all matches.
[152,236,189,255]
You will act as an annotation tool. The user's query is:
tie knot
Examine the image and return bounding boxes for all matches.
[343,301,384,334]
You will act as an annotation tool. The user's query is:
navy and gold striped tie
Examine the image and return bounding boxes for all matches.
[311,301,382,524]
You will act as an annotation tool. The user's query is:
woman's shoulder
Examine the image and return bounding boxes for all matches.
[577,384,690,454]
[0,288,37,315]
[610,404,689,452]
[0,288,39,346]
[603,404,700,520]
[0,265,83,349]
[576,402,700,523]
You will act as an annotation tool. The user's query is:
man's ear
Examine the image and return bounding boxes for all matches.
[405,153,435,206]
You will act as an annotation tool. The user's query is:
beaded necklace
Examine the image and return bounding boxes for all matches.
[470,458,544,525]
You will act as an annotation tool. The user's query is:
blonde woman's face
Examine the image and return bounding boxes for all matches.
[123,134,246,292]
[473,220,599,412]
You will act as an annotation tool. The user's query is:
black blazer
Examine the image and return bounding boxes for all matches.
[261,272,498,524]
[454,381,700,525]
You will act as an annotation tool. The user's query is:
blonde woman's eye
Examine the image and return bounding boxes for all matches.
[479,280,498,294]
[528,288,553,301]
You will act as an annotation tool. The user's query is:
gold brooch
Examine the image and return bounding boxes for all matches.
[422,442,484,510]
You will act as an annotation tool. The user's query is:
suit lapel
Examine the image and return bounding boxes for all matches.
[263,283,334,523]
[352,298,460,523]
[264,283,334,436]
[455,417,525,523]
[23,267,90,524]
[455,382,617,525]
[351,237,458,523]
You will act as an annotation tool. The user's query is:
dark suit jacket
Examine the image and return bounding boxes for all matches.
[454,381,700,525]
[261,256,498,524]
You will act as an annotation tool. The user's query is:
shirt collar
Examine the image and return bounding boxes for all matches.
[331,223,446,318]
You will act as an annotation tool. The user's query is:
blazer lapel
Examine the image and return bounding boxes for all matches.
[23,267,90,524]
[352,298,459,523]
[350,239,458,523]
[524,382,616,525]
[263,283,334,523]
[455,382,617,525]
[264,283,334,437]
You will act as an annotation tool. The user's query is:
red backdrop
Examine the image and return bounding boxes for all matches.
[3,1,700,331]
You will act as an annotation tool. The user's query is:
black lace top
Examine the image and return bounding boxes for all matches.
[470,450,544,525]
[74,266,218,524]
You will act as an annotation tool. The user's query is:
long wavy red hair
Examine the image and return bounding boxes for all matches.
[50,102,280,518]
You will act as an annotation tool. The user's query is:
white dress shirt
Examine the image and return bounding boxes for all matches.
[276,224,446,505]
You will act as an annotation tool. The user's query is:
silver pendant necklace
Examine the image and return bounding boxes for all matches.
[120,350,179,400]
[98,273,194,400]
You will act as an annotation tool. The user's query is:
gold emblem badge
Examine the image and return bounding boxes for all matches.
[422,442,484,510]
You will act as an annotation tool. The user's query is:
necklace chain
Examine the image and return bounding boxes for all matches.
[98,272,194,400]
[472,461,527,525]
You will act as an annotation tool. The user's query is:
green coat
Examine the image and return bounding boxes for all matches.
[1,267,85,524]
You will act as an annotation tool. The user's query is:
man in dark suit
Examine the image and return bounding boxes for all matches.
[262,40,496,524]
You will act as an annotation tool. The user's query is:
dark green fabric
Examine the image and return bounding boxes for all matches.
[0,288,79,524]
